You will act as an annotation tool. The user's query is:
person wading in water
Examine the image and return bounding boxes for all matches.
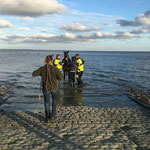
[53,54,63,72]
[75,54,85,85]
[68,56,77,87]
[32,55,63,123]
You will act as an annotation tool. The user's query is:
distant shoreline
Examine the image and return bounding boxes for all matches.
[0,49,150,53]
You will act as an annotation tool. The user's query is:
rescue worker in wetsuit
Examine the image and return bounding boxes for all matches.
[75,54,85,85]
[53,54,63,72]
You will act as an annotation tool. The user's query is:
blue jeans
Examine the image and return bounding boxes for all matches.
[42,88,58,120]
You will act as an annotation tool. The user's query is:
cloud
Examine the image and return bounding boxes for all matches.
[0,0,67,17]
[19,27,31,31]
[76,32,142,41]
[34,27,50,33]
[0,20,14,28]
[113,32,143,38]
[145,11,150,17]
[20,17,33,21]
[131,26,150,34]
[117,10,150,26]
[0,31,143,44]
[0,29,2,34]
[60,23,101,32]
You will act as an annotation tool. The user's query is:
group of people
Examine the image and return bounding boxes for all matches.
[32,53,85,123]
[53,53,85,87]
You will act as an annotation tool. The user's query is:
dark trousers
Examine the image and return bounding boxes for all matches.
[63,71,70,82]
[70,72,75,82]
[70,72,75,87]
[76,71,83,84]
[42,88,58,121]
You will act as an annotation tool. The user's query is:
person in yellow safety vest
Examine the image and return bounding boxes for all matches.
[53,54,63,72]
[75,54,85,85]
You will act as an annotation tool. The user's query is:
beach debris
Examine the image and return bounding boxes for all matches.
[128,88,150,109]
[0,85,11,105]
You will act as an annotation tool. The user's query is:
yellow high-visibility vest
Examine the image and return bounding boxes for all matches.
[77,58,84,72]
[54,59,62,71]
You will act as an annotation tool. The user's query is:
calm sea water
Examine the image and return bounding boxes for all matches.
[0,50,150,111]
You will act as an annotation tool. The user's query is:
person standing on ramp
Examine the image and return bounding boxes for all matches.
[32,55,63,123]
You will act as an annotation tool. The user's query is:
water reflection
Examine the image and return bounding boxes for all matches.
[58,83,83,106]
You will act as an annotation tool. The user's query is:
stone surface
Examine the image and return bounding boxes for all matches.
[0,106,150,150]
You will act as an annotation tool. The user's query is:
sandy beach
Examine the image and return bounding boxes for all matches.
[0,105,150,150]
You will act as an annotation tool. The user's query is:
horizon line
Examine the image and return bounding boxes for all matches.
[0,48,150,52]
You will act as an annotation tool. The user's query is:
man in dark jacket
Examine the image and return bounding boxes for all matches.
[32,55,63,123]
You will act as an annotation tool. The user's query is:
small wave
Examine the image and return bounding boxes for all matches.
[94,77,128,88]
[19,72,31,74]
[93,73,109,78]
[93,72,129,82]
[24,95,43,98]
[16,85,26,89]
[95,70,116,74]
[83,93,124,97]
[0,72,14,75]
[8,78,18,82]
[7,101,42,104]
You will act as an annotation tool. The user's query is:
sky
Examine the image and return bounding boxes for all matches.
[0,0,150,51]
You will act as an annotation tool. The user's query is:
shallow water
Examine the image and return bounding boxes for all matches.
[0,50,150,111]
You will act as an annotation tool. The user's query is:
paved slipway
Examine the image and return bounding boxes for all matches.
[0,103,150,150]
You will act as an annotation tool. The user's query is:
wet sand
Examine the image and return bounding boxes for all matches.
[0,106,150,150]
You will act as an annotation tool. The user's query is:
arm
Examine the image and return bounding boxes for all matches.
[81,59,85,65]
[53,59,57,66]
[77,59,80,67]
[56,68,63,80]
[32,67,42,77]
[54,59,62,66]
[62,59,65,63]
[59,62,63,65]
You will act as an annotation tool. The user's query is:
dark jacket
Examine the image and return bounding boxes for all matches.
[32,64,63,91]
[62,57,71,65]
[69,56,77,72]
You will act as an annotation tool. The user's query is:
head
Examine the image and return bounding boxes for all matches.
[75,54,80,59]
[45,55,53,64]
[72,56,76,61]
[64,51,69,58]
[56,54,61,60]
